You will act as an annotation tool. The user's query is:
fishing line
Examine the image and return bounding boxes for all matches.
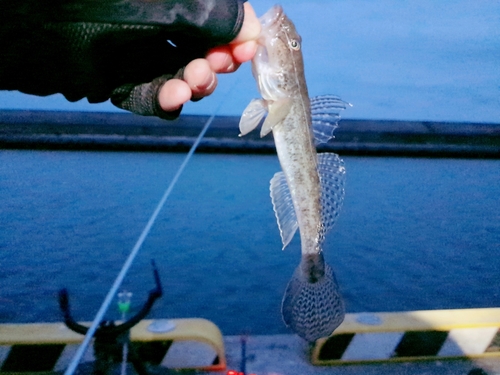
[64,79,236,375]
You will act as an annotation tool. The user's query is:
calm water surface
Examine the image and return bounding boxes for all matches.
[1,150,498,335]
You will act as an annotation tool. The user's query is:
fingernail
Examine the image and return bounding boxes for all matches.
[220,52,237,72]
[195,72,216,92]
[224,62,236,72]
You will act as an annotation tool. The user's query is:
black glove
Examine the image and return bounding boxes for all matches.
[0,0,245,119]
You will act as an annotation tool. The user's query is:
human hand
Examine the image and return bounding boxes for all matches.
[1,0,261,119]
[156,2,261,114]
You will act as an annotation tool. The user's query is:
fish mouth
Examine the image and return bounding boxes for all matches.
[259,5,283,29]
[252,5,287,100]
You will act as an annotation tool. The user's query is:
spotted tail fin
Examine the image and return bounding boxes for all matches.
[281,253,345,342]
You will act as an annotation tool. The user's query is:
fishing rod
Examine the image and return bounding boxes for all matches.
[63,95,232,375]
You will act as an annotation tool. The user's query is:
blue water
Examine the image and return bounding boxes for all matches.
[1,150,499,335]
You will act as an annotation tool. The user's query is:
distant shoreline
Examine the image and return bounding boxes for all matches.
[0,110,499,158]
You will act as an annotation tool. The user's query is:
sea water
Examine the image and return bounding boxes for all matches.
[1,150,498,335]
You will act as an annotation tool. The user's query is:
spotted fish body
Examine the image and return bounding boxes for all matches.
[239,5,349,342]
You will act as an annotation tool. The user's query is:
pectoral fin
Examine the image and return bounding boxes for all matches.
[310,95,351,144]
[270,171,298,249]
[239,99,268,136]
[260,98,292,137]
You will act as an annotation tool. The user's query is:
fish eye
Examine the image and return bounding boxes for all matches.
[289,39,300,51]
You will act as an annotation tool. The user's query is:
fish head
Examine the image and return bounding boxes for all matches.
[252,5,305,101]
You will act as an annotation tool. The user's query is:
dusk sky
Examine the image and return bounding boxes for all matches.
[0,0,498,123]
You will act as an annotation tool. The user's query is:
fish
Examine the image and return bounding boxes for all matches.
[239,5,349,342]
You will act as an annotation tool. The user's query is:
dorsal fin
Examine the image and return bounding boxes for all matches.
[311,95,351,144]
[317,152,346,244]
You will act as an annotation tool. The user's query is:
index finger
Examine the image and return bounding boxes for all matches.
[231,2,261,45]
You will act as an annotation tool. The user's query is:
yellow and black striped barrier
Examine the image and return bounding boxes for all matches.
[0,318,226,373]
[312,308,500,365]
